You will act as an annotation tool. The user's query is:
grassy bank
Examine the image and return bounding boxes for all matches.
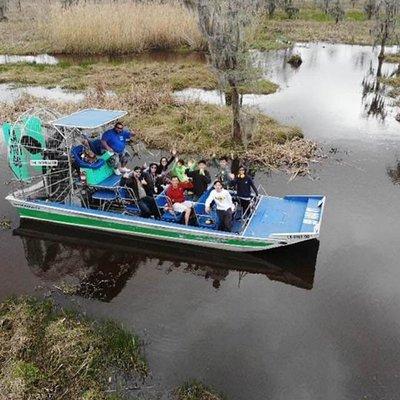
[0,297,147,399]
[0,297,228,399]
[253,17,373,50]
[175,381,225,400]
[1,85,316,172]
[0,1,385,56]
[385,53,400,64]
[0,58,316,172]
[0,60,278,95]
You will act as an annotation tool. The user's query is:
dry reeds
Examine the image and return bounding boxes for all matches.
[0,87,320,174]
[43,1,205,55]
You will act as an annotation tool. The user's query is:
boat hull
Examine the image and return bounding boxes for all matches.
[7,197,312,253]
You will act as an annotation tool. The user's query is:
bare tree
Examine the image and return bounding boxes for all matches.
[372,0,399,76]
[329,0,345,23]
[364,0,377,19]
[281,0,299,18]
[350,0,358,8]
[197,0,261,143]
[264,0,277,17]
[0,0,8,21]
[319,0,331,14]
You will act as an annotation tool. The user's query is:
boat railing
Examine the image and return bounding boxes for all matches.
[256,183,268,196]
[239,195,261,235]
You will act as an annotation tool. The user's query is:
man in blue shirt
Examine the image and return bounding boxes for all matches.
[101,122,133,175]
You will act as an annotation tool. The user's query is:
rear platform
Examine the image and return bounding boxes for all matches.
[243,195,325,238]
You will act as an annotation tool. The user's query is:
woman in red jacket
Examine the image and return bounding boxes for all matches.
[166,176,193,225]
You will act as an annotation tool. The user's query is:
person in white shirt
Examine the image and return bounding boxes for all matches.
[205,180,235,232]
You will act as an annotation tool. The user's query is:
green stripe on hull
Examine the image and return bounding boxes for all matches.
[18,207,271,250]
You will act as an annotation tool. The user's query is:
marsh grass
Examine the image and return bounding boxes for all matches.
[43,1,205,55]
[0,297,147,400]
[175,381,225,400]
[0,0,384,55]
[0,61,217,91]
[253,18,374,50]
[0,83,317,173]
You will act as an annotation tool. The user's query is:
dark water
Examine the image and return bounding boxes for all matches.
[1,43,400,399]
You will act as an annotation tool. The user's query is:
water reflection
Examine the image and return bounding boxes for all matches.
[0,83,84,103]
[15,220,319,301]
[361,63,389,121]
[176,43,400,140]
[57,50,206,65]
[0,54,58,65]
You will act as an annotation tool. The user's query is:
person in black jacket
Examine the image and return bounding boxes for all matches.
[142,163,160,196]
[185,160,211,201]
[120,167,160,218]
[230,166,258,213]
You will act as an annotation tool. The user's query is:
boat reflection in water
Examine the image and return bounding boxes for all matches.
[15,220,319,301]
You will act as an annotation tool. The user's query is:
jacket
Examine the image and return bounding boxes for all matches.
[230,175,258,199]
[185,168,211,197]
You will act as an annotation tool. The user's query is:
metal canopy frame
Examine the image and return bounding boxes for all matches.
[51,108,127,130]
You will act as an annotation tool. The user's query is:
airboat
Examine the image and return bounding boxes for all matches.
[2,108,326,253]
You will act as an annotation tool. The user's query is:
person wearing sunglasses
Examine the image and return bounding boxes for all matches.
[101,121,134,176]
[230,166,258,214]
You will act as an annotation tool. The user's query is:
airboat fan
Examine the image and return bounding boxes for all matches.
[2,108,74,202]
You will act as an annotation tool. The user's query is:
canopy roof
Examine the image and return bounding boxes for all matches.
[52,108,127,129]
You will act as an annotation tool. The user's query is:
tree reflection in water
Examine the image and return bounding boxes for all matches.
[15,220,319,301]
[361,61,389,121]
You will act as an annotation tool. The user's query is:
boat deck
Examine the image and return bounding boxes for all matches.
[244,196,308,238]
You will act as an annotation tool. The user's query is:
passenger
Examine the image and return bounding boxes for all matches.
[170,158,190,182]
[212,155,234,188]
[142,162,160,196]
[230,166,258,213]
[121,166,159,219]
[101,122,134,176]
[185,159,211,201]
[81,148,97,164]
[156,149,176,175]
[166,176,194,225]
[205,180,235,232]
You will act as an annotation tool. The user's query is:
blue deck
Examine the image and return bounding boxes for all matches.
[244,196,323,238]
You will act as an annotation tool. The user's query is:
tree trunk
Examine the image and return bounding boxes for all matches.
[0,5,6,21]
[225,91,232,106]
[377,43,385,78]
[230,83,242,143]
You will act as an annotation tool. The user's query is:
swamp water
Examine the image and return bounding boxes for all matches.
[1,43,400,399]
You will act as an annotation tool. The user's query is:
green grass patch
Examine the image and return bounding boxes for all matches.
[175,380,225,400]
[0,60,278,96]
[298,8,333,22]
[239,79,279,95]
[0,297,147,399]
[345,10,367,21]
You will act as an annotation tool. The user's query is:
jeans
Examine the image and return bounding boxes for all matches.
[216,208,233,232]
[108,151,132,169]
[138,196,159,218]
